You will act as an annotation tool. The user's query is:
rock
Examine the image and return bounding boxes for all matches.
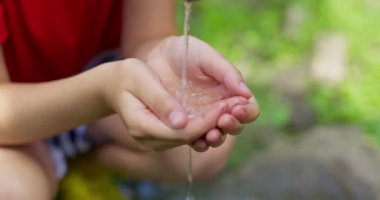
[295,125,380,196]
[288,97,315,130]
[162,125,380,200]
[227,157,374,200]
[310,33,347,86]
[221,125,379,200]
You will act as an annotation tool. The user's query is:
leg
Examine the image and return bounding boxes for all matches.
[93,115,234,181]
[0,141,57,200]
[97,139,233,182]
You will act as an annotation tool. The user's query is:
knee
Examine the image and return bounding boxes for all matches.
[0,172,52,200]
[192,159,227,181]
[191,140,234,181]
[0,147,55,200]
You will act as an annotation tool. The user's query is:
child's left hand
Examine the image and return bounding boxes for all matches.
[144,36,259,151]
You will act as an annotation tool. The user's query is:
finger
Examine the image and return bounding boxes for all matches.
[121,90,228,146]
[195,39,252,98]
[122,59,187,129]
[231,101,260,124]
[217,114,244,135]
[191,138,209,152]
[205,128,225,148]
[223,96,249,111]
[182,101,228,142]
[119,92,182,142]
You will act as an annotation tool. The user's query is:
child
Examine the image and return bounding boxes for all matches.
[0,0,259,199]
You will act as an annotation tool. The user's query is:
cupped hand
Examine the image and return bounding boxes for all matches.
[145,36,260,151]
[104,58,231,151]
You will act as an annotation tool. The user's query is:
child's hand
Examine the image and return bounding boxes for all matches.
[102,59,228,151]
[144,36,260,151]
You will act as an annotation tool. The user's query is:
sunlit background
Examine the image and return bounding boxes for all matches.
[58,0,380,199]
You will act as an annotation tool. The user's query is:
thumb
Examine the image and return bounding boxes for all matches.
[195,38,252,98]
[206,56,252,98]
[122,59,188,129]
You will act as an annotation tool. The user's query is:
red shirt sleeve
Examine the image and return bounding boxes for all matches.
[2,0,122,82]
[0,4,8,44]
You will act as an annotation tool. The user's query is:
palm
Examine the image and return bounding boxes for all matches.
[146,36,235,116]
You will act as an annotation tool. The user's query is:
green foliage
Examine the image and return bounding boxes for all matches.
[305,0,380,137]
[189,0,303,65]
[190,0,298,127]
[253,87,292,128]
[178,0,380,164]
[186,0,380,181]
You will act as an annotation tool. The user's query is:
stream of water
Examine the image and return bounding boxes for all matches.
[183,1,194,200]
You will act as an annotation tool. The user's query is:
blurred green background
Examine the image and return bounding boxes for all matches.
[58,0,380,199]
[186,0,380,167]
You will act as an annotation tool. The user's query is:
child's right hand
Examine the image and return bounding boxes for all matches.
[101,59,229,151]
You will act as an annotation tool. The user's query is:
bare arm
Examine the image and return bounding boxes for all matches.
[0,47,186,146]
[0,49,222,151]
[0,50,114,144]
[122,0,177,60]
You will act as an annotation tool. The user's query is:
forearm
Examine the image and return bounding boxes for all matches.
[126,38,174,62]
[121,0,177,60]
[0,63,114,145]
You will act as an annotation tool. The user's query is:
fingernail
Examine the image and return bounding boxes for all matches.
[169,109,186,128]
[240,82,251,96]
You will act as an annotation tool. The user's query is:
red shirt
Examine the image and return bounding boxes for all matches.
[0,0,122,82]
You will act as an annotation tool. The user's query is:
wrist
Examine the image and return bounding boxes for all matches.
[88,62,120,115]
[97,59,139,114]
[124,35,177,61]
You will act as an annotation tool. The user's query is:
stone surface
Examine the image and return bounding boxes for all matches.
[288,97,315,130]
[160,125,380,200]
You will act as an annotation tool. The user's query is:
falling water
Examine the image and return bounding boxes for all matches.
[183,1,194,200]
